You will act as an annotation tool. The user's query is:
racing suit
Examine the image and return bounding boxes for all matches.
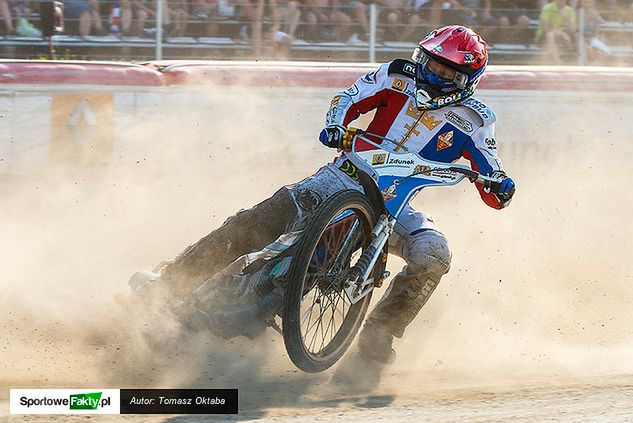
[151,59,512,364]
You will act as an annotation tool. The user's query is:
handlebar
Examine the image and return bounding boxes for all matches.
[348,127,506,191]
[449,166,508,194]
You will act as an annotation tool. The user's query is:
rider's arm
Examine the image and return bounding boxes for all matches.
[462,120,512,210]
[325,64,394,127]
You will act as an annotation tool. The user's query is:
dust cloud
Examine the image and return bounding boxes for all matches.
[2,80,633,419]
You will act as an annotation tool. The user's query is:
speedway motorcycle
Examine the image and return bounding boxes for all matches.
[133,129,504,373]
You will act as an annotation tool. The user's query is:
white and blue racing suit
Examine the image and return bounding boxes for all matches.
[157,59,513,364]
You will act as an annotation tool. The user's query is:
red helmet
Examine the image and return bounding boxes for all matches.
[412,25,488,109]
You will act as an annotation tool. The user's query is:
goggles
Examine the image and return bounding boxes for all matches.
[412,47,468,90]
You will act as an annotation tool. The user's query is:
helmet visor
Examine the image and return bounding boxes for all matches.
[412,48,468,90]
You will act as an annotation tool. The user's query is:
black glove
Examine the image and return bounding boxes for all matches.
[485,171,516,203]
[319,125,347,149]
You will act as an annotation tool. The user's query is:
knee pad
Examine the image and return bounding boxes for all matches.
[405,230,451,277]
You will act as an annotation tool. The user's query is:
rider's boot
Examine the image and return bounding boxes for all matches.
[357,227,452,361]
[329,349,386,393]
[330,268,445,390]
[360,268,443,345]
[329,321,395,392]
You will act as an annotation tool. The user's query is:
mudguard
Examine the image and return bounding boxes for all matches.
[357,170,386,216]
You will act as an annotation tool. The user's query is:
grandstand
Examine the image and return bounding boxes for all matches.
[0,1,631,65]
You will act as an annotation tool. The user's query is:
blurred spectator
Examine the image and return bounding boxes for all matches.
[190,0,216,21]
[538,0,577,7]
[0,0,13,34]
[302,0,352,42]
[377,0,421,41]
[131,0,175,37]
[267,0,296,56]
[107,1,122,33]
[581,0,613,62]
[489,0,532,44]
[271,25,292,57]
[424,0,444,26]
[277,0,300,39]
[131,0,184,37]
[339,0,367,43]
[12,1,42,36]
[190,0,219,37]
[600,0,633,22]
[118,0,149,35]
[408,0,443,30]
[439,0,496,40]
[167,0,190,36]
[65,0,104,36]
[237,0,281,55]
[440,0,487,26]
[536,0,576,63]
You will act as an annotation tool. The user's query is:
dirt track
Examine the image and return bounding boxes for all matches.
[2,83,633,421]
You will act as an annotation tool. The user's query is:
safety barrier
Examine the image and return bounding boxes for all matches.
[1,60,632,90]
[149,61,633,92]
[0,61,164,86]
[0,60,631,175]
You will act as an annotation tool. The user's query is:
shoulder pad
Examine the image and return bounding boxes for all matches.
[388,59,416,80]
[459,97,497,126]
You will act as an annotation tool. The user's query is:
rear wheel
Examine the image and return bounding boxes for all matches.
[282,190,383,373]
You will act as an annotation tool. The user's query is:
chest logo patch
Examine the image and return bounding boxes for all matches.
[437,131,454,151]
[445,111,473,133]
[392,78,406,92]
[372,153,387,165]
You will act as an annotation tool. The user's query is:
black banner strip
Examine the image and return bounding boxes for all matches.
[120,389,238,414]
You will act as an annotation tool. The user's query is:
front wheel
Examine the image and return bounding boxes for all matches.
[282,190,384,373]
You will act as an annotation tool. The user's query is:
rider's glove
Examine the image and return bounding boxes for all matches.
[498,177,515,201]
[486,171,515,204]
[319,125,347,149]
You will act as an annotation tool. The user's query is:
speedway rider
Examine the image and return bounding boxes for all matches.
[133,25,515,382]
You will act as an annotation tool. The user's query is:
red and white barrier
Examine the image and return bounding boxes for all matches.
[0,61,164,86]
[1,59,631,91]
[147,60,633,92]
[0,60,631,175]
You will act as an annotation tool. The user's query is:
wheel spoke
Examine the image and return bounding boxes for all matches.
[324,292,341,346]
[303,273,352,354]
[320,294,336,350]
[336,290,349,321]
[303,291,326,338]
[301,289,320,337]
[307,294,323,352]
[316,292,335,352]
[291,198,377,363]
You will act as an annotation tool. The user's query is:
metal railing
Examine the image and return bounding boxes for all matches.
[0,2,631,65]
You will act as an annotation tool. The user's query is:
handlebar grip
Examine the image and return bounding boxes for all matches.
[484,179,515,201]
[485,179,502,194]
[341,127,359,152]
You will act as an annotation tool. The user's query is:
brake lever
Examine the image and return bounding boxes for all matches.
[448,166,479,182]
